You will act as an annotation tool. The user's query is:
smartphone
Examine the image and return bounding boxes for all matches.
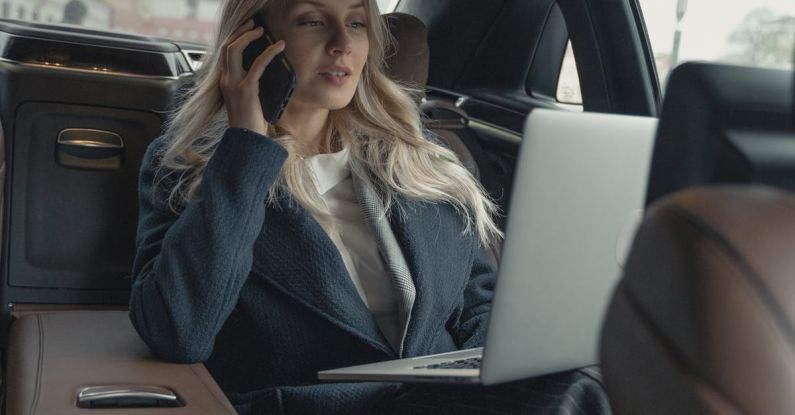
[241,12,297,125]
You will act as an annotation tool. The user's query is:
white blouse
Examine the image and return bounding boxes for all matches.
[305,148,402,351]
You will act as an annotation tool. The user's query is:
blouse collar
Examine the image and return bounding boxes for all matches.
[305,147,351,195]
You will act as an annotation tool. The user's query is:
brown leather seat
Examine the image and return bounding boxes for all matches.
[600,185,795,414]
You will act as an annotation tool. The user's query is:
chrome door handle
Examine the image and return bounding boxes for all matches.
[76,385,183,408]
[56,128,125,170]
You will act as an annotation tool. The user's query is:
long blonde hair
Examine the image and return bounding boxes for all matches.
[157,0,502,246]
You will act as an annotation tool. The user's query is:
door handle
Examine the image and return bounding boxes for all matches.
[56,128,125,170]
[76,385,183,408]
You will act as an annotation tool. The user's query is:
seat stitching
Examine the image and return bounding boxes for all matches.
[619,204,788,414]
[617,280,746,413]
[668,204,795,350]
[29,315,43,415]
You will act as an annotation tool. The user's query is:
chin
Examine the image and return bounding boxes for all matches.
[310,91,358,111]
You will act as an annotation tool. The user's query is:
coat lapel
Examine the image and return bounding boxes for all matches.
[351,174,416,356]
[250,197,395,357]
[389,196,474,357]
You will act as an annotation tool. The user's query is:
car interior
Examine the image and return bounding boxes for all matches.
[600,60,795,414]
[0,0,792,413]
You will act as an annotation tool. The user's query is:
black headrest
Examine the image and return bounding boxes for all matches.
[645,62,795,205]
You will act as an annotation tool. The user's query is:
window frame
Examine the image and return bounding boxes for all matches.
[557,0,660,116]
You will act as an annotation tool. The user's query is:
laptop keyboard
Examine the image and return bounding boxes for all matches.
[413,357,481,370]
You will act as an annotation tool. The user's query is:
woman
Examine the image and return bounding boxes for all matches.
[129,0,609,413]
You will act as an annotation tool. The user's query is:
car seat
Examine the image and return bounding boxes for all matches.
[382,12,502,266]
[600,56,795,414]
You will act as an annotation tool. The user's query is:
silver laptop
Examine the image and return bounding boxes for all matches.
[318,109,657,385]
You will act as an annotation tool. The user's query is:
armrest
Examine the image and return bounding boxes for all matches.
[6,310,237,415]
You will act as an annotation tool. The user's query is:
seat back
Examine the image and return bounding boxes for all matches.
[602,49,795,414]
[383,13,486,181]
[646,62,795,205]
[600,185,795,414]
[383,12,502,265]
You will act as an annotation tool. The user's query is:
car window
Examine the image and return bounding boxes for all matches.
[638,0,795,90]
[555,0,795,106]
[377,0,400,13]
[0,0,398,44]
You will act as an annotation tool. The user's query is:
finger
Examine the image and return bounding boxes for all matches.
[224,19,254,47]
[219,20,254,70]
[244,40,287,86]
[218,20,252,80]
[226,26,265,81]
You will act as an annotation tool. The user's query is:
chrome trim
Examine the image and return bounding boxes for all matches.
[77,385,180,407]
[469,120,522,145]
[57,128,124,149]
[58,139,122,149]
[181,49,205,72]
[0,56,186,80]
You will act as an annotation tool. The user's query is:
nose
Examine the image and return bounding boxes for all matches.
[327,23,352,56]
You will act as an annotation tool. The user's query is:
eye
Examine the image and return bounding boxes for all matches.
[349,21,367,29]
[299,20,323,27]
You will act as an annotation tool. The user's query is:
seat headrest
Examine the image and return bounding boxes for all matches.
[645,62,795,206]
[600,185,795,414]
[382,12,429,89]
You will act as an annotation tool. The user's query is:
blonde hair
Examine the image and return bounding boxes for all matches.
[157,0,502,246]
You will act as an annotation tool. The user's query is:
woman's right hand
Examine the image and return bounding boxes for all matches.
[219,19,286,137]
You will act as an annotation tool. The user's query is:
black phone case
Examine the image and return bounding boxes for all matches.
[241,13,297,125]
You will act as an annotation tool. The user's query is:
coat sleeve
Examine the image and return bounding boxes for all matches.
[450,243,497,349]
[128,128,288,363]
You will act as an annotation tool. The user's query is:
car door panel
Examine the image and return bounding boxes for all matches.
[0,21,189,325]
[7,311,236,415]
[0,18,234,414]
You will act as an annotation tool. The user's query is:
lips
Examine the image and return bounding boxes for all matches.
[318,64,352,86]
[318,65,352,77]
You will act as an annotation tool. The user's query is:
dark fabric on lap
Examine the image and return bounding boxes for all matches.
[391,367,612,415]
[230,382,402,415]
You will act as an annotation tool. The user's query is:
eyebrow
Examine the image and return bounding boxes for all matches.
[292,1,365,10]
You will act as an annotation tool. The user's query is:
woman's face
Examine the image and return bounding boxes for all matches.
[268,0,370,112]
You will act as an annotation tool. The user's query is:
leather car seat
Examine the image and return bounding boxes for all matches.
[382,12,502,265]
[600,185,795,414]
[382,12,481,179]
